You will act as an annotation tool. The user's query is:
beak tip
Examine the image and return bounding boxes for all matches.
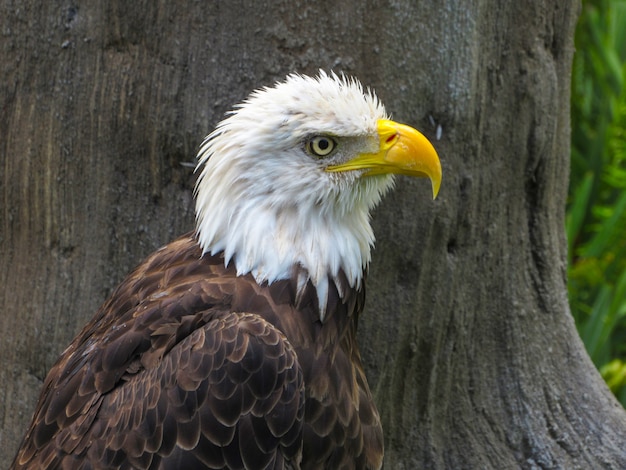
[430,167,442,200]
[432,183,440,200]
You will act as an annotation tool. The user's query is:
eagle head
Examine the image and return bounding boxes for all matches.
[195,72,441,316]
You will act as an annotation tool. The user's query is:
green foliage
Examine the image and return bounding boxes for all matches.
[568,0,626,406]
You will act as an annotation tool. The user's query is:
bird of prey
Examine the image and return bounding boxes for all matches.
[11,72,441,469]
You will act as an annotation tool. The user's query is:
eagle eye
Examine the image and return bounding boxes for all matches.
[307,136,336,157]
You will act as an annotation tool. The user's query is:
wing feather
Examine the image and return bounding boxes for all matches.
[104,312,304,468]
[12,237,305,469]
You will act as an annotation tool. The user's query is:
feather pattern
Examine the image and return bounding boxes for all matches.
[11,235,383,469]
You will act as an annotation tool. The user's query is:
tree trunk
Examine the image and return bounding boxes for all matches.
[1,0,624,467]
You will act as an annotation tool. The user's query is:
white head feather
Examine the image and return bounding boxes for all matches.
[194,72,394,318]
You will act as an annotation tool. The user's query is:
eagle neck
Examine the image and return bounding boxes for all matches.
[196,193,375,319]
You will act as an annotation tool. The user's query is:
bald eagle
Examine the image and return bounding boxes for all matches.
[12,72,441,469]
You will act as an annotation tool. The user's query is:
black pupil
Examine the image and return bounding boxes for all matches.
[318,139,329,151]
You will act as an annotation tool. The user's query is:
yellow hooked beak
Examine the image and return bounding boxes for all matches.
[326,119,442,198]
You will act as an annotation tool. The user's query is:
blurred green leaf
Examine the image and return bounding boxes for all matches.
[601,359,626,393]
[569,0,626,406]
[566,172,593,261]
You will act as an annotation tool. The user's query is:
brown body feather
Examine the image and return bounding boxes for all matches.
[11,234,383,469]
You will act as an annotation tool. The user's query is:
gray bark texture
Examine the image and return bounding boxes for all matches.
[2,0,625,468]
